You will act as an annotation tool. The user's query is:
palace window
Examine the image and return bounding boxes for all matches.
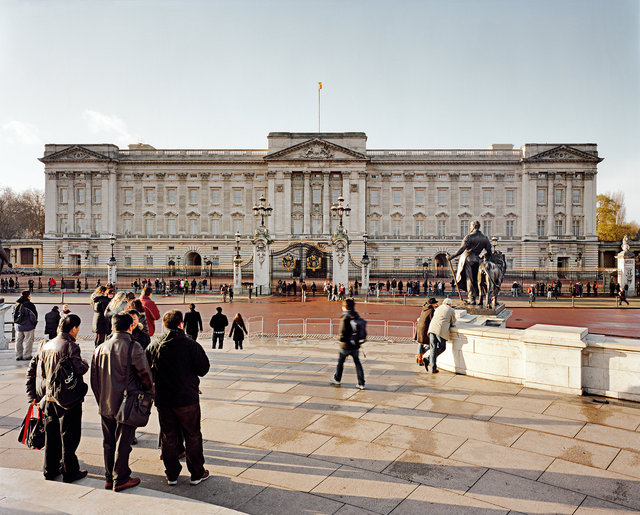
[393,257,400,268]
[415,219,424,236]
[370,189,380,205]
[211,188,220,205]
[506,189,515,205]
[123,188,132,204]
[392,219,401,236]
[92,217,101,234]
[189,218,198,235]
[460,189,469,205]
[392,189,402,205]
[145,188,154,204]
[75,217,84,233]
[255,189,265,200]
[414,189,425,206]
[537,219,546,237]
[59,188,68,204]
[437,189,447,206]
[293,219,302,234]
[483,220,492,237]
[167,218,177,235]
[555,219,564,236]
[312,218,322,234]
[93,187,101,204]
[211,218,220,235]
[123,219,132,235]
[167,188,176,204]
[233,188,243,205]
[331,218,338,234]
[483,189,493,206]
[76,188,85,204]
[369,219,379,236]
[572,218,581,237]
[145,218,154,235]
[124,257,132,266]
[312,188,321,204]
[460,219,469,237]
[211,256,219,266]
[555,188,564,205]
[293,188,302,204]
[572,188,581,205]
[437,219,446,237]
[146,256,153,266]
[537,188,546,205]
[506,219,514,238]
[232,219,243,234]
[189,189,198,204]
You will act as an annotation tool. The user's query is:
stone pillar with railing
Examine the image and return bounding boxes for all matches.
[617,235,636,296]
[331,195,351,288]
[252,194,273,295]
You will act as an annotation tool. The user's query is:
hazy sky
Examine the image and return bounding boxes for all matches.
[1,0,639,220]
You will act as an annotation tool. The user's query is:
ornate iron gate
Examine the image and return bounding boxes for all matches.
[270,242,332,281]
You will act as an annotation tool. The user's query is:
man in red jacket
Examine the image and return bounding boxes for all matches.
[139,287,161,336]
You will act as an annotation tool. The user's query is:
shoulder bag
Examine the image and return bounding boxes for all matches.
[116,341,154,427]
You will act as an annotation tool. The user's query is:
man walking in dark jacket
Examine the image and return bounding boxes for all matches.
[209,306,228,349]
[15,290,38,360]
[44,306,61,340]
[184,304,203,341]
[27,314,89,482]
[91,313,153,492]
[330,299,365,390]
[146,310,210,486]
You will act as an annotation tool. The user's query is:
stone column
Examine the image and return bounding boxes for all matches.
[565,175,573,236]
[358,171,367,235]
[253,237,271,294]
[233,255,242,291]
[107,170,117,234]
[45,172,57,234]
[267,171,276,234]
[584,172,596,236]
[342,172,350,234]
[547,175,554,237]
[322,172,330,234]
[303,171,311,234]
[520,172,530,238]
[283,171,292,236]
[617,239,636,296]
[361,256,370,294]
[222,173,232,234]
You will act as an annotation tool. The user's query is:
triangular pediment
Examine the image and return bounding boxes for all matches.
[41,145,111,162]
[524,145,602,163]
[264,138,368,161]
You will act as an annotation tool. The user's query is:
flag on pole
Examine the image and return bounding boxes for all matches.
[318,82,322,90]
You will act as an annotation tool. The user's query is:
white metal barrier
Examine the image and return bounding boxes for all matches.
[276,318,415,341]
[247,316,264,338]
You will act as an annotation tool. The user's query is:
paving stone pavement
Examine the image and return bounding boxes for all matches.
[1,336,640,514]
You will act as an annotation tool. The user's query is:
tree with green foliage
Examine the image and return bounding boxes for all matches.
[596,192,639,241]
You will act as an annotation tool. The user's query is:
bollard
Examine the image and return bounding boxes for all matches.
[572,296,575,308]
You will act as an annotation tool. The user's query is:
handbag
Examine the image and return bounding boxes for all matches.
[116,341,154,427]
[18,400,45,450]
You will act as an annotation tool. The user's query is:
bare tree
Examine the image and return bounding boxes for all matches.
[0,187,45,239]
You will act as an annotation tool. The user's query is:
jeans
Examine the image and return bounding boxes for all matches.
[333,347,365,386]
[100,415,136,486]
[43,401,82,480]
[213,332,224,349]
[429,334,447,371]
[157,403,205,481]
[16,329,35,359]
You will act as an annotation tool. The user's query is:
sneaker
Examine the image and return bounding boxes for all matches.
[63,470,88,483]
[356,384,366,390]
[167,478,178,486]
[190,469,210,485]
[114,477,141,492]
[105,481,113,490]
[329,377,341,386]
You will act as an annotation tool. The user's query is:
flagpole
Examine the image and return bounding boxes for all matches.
[318,82,321,132]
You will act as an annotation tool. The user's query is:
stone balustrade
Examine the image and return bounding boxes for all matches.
[437,316,640,402]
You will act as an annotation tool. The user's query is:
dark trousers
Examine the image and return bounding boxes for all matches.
[100,415,136,485]
[333,347,365,386]
[187,330,199,341]
[213,332,224,349]
[429,334,447,371]
[43,401,82,480]
[95,333,106,347]
[234,338,243,350]
[157,403,205,481]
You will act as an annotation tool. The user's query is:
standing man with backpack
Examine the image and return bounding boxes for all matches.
[26,314,89,482]
[330,298,367,390]
[14,290,38,361]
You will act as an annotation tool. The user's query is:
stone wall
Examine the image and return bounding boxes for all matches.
[436,319,640,402]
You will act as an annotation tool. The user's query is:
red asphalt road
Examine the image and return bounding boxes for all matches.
[14,295,640,339]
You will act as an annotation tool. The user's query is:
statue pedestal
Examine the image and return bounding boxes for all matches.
[107,261,117,286]
[233,257,242,291]
[332,234,349,288]
[617,250,636,297]
[0,302,12,350]
[453,302,506,316]
[253,237,271,294]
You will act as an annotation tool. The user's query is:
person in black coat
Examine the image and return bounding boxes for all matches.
[44,306,61,340]
[229,313,247,350]
[184,304,203,341]
[91,285,110,347]
[209,307,228,349]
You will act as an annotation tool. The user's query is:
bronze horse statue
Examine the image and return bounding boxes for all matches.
[0,241,12,274]
[478,251,507,309]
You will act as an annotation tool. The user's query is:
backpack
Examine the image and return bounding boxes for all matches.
[13,303,26,324]
[349,316,367,348]
[49,351,88,409]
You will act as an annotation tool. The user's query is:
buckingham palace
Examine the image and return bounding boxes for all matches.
[40,132,601,279]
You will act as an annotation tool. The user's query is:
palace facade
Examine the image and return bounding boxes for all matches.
[41,132,601,277]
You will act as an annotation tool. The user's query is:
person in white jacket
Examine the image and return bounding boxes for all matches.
[427,298,456,373]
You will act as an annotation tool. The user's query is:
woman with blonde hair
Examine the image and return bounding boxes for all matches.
[228,313,248,350]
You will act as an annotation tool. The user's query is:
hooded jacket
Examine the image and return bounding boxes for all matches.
[415,304,436,344]
[15,295,37,332]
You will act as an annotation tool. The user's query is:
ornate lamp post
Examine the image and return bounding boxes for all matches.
[233,231,242,291]
[253,194,273,231]
[361,232,370,296]
[58,249,65,303]
[330,194,351,234]
[108,234,117,287]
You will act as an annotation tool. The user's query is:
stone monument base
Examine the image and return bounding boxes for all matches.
[452,302,506,316]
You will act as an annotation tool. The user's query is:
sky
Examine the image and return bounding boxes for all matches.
[1,0,639,220]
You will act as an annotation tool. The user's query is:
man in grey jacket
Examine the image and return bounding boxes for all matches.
[91,313,153,492]
[427,298,457,373]
[15,290,38,361]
